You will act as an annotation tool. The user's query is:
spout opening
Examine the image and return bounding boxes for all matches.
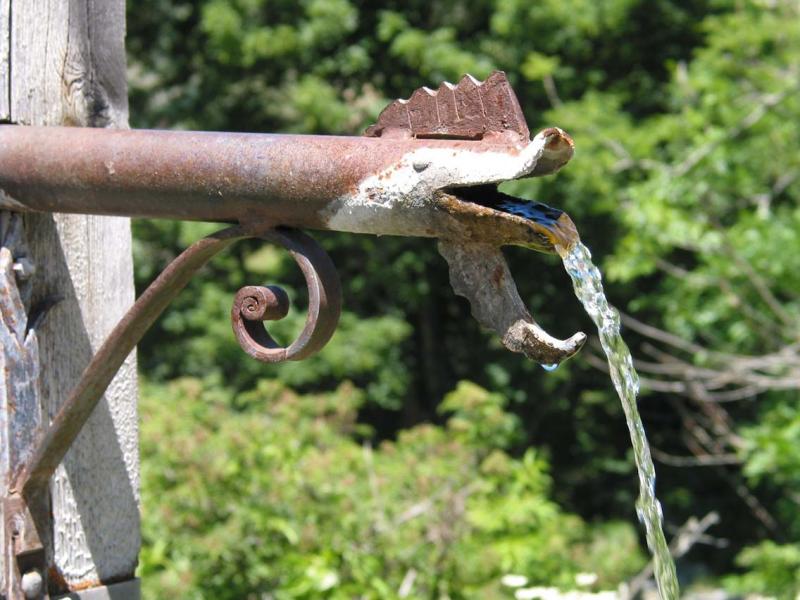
[434,185,580,253]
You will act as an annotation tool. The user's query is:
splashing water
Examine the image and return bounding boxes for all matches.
[559,241,679,600]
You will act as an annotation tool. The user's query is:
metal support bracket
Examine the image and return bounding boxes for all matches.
[2,220,340,598]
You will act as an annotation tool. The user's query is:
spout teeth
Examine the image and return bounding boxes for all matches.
[365,70,530,141]
[438,240,585,366]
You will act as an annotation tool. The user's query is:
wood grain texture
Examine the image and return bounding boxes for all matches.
[9,0,128,128]
[2,0,139,593]
[27,214,139,591]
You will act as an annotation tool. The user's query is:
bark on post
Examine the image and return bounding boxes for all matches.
[1,1,139,596]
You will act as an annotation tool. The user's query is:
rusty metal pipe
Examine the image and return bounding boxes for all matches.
[0,126,430,223]
[0,124,578,251]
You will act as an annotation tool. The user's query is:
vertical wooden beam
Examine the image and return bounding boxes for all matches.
[1,0,139,595]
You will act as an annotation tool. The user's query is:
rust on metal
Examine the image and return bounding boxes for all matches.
[235,286,290,323]
[231,228,341,363]
[433,186,579,253]
[0,125,571,223]
[14,225,341,504]
[438,241,586,364]
[46,566,69,593]
[0,72,584,363]
[365,71,530,142]
[0,72,586,366]
[0,126,575,247]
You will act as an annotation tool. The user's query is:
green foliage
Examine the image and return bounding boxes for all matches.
[439,381,519,449]
[724,542,800,599]
[738,402,800,548]
[741,402,800,491]
[127,0,800,594]
[139,377,644,598]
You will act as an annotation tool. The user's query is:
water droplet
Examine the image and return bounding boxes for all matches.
[541,363,559,372]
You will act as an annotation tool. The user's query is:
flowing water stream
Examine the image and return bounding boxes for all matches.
[558,241,680,600]
[495,196,679,596]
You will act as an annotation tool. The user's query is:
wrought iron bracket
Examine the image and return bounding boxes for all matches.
[1,220,340,598]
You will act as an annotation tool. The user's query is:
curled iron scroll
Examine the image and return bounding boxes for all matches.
[231,228,342,363]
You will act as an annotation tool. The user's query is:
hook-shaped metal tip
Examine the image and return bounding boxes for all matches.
[437,240,585,365]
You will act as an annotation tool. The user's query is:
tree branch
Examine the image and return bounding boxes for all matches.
[651,447,741,467]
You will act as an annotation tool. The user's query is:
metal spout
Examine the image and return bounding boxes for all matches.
[0,122,575,247]
[0,71,586,364]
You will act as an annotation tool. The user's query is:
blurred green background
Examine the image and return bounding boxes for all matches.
[126,0,800,597]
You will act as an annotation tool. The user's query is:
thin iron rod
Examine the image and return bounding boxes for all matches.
[14,225,242,500]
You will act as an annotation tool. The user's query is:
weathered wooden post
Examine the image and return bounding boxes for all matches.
[1,2,140,598]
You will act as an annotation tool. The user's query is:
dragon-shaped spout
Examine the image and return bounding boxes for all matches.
[0,71,585,364]
[360,72,586,364]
